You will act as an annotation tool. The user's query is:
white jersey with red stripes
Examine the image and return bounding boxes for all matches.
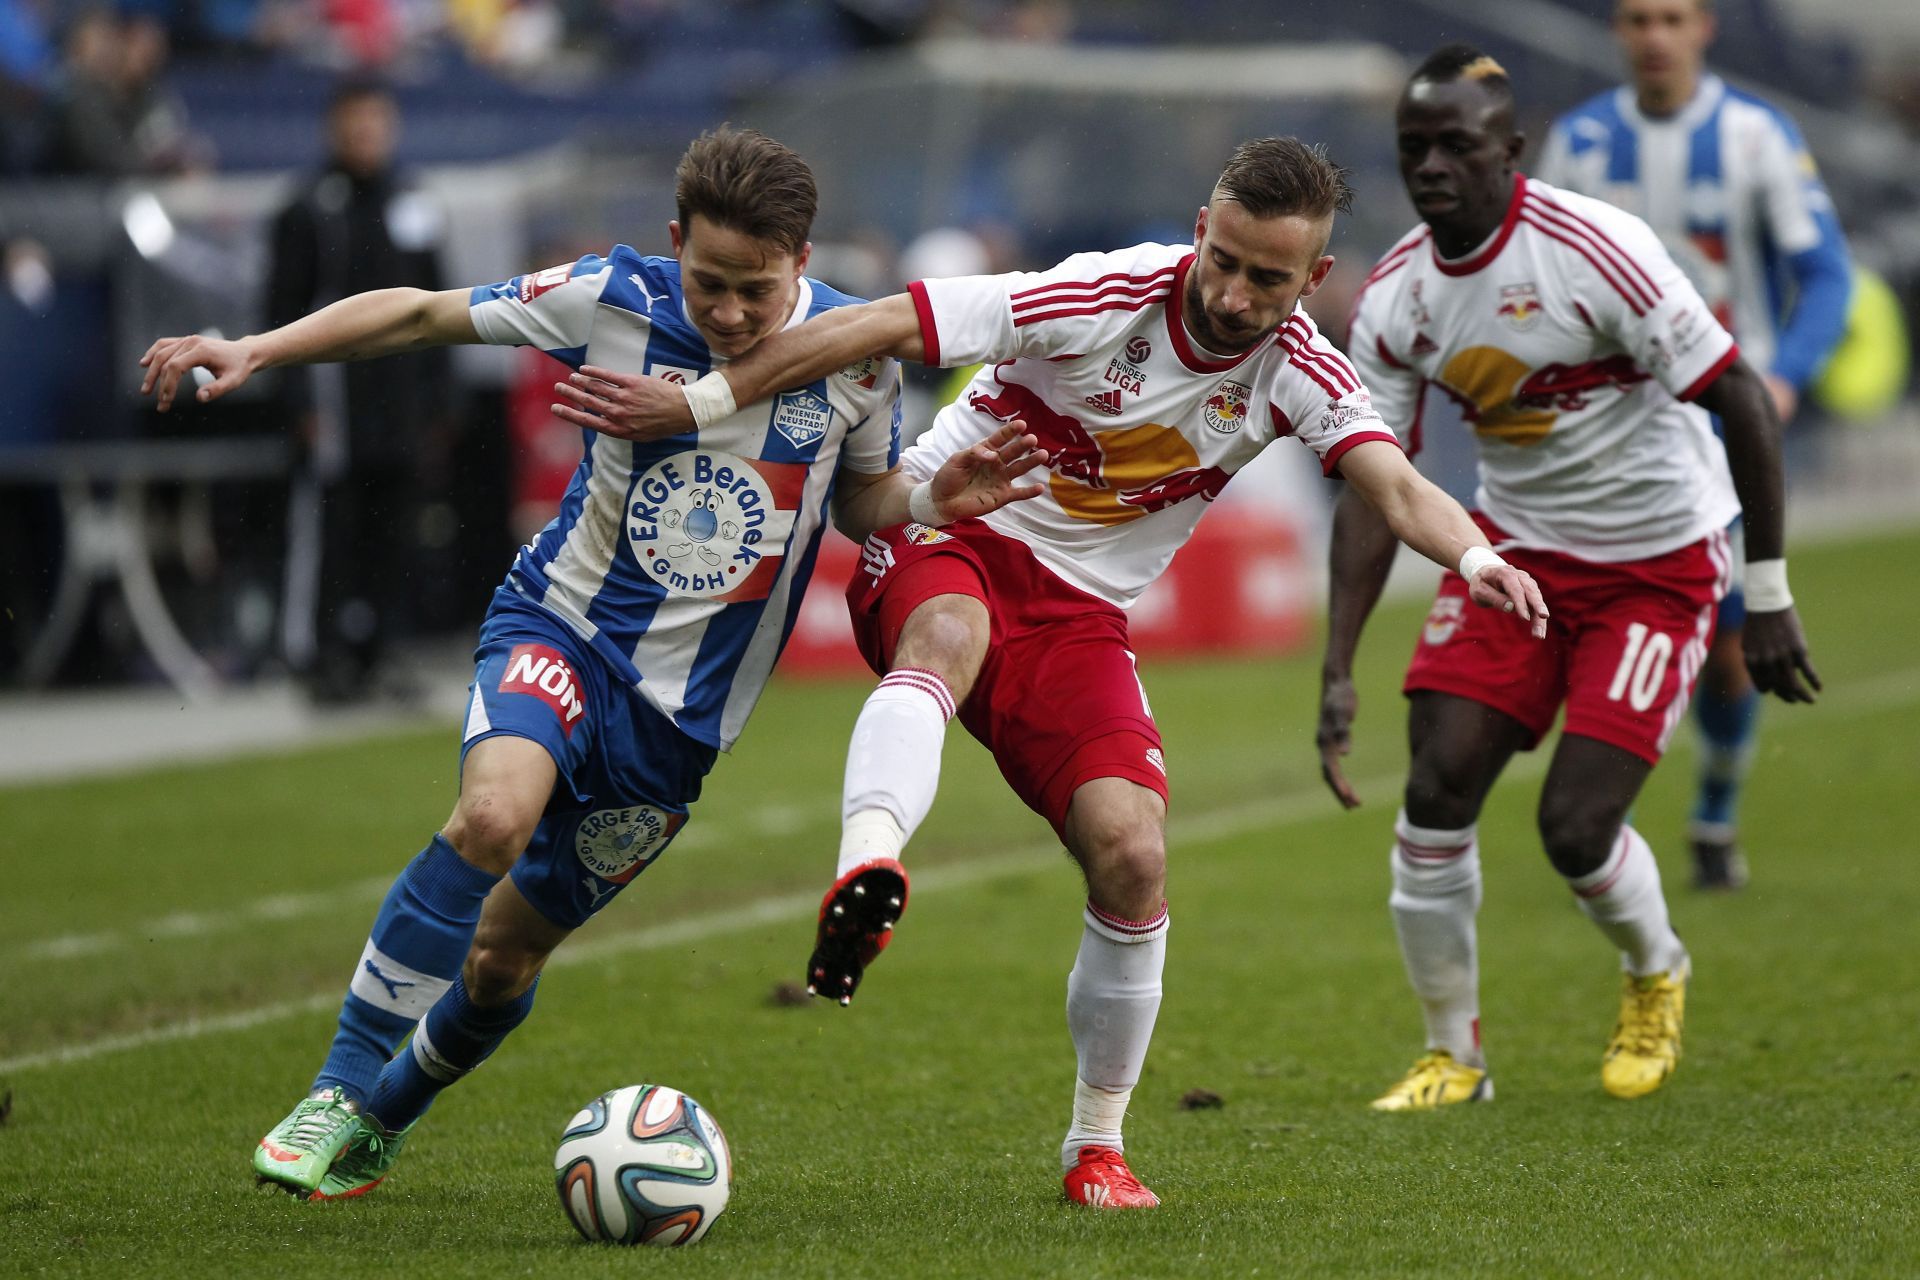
[903,241,1398,607]
[1349,174,1741,563]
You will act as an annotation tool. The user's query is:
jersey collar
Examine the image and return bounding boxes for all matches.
[1431,172,1527,277]
[1615,72,1726,132]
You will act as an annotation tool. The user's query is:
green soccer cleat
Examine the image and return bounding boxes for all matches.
[311,1116,413,1201]
[253,1087,363,1194]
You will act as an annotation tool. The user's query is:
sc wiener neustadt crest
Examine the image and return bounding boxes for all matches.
[627,449,781,598]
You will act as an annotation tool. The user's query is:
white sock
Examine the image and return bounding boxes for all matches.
[1061,900,1168,1169]
[1388,811,1485,1065]
[836,668,954,877]
[1566,824,1688,977]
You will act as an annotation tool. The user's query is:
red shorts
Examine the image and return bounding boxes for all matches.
[1403,514,1732,764]
[847,519,1167,839]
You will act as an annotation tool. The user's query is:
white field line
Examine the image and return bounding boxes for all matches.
[2,665,1912,1076]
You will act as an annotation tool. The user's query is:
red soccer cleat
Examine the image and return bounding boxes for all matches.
[806,858,908,1006]
[1063,1145,1160,1209]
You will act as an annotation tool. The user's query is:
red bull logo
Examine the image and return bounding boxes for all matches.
[1497,282,1542,331]
[966,375,1224,525]
[1201,382,1250,435]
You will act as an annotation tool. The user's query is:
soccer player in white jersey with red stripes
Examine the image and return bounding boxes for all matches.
[1322,46,1820,1113]
[572,137,1547,1208]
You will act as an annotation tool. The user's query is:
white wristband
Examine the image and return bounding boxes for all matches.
[907,480,946,528]
[1458,545,1506,582]
[1744,558,1792,612]
[681,371,737,430]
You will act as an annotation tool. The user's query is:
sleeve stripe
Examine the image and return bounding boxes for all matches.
[1678,343,1739,401]
[1519,213,1654,317]
[907,279,941,368]
[1522,195,1662,305]
[1010,276,1177,315]
[1287,352,1348,401]
[1012,289,1171,329]
[1280,319,1359,396]
[1320,430,1404,477]
[1010,265,1179,308]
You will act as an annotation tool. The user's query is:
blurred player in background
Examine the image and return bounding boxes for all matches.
[1536,0,1852,888]
[1328,46,1820,1112]
[566,136,1546,1208]
[140,127,1050,1201]
[268,80,449,705]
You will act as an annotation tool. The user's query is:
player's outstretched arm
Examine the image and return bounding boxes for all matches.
[1337,440,1547,628]
[831,423,1050,543]
[139,287,479,412]
[1317,480,1402,809]
[1694,358,1821,703]
[558,294,927,442]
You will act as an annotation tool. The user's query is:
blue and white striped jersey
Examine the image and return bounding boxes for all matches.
[1538,74,1851,390]
[469,247,902,750]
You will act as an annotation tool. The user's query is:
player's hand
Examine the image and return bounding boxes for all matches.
[138,333,257,412]
[1744,606,1820,703]
[1467,563,1550,639]
[1316,671,1362,809]
[926,421,1052,522]
[552,364,696,440]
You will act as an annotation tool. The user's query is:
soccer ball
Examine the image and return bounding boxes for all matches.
[553,1084,733,1246]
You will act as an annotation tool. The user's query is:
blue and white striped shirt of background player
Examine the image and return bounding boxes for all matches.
[467,246,903,751]
[1537,72,1851,395]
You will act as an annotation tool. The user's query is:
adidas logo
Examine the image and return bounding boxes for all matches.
[1083,389,1124,416]
[1410,331,1439,356]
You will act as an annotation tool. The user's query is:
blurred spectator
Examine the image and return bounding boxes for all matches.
[40,7,208,176]
[269,78,448,703]
[0,0,51,171]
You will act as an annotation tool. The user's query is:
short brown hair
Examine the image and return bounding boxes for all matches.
[674,126,818,255]
[1214,136,1354,221]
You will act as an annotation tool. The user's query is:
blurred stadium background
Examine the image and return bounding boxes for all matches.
[0,0,1916,742]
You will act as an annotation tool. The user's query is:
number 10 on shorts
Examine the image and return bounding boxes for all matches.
[1607,622,1674,712]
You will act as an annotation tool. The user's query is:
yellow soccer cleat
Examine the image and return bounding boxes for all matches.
[1370,1051,1493,1112]
[1602,961,1689,1099]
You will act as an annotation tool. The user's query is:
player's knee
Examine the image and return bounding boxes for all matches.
[1536,796,1619,878]
[1079,824,1166,913]
[443,792,538,876]
[894,603,987,696]
[1403,755,1482,831]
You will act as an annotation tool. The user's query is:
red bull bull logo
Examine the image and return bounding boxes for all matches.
[1497,282,1543,331]
[966,375,1226,525]
[1201,382,1250,435]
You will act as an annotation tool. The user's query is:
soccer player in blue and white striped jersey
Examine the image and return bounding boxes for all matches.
[141,127,1051,1199]
[1536,0,1851,889]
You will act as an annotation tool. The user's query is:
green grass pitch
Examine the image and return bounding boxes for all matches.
[3,527,1917,1277]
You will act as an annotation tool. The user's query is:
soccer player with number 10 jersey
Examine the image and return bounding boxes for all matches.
[1323,47,1820,1113]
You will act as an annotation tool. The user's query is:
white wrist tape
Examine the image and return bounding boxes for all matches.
[1458,545,1506,582]
[907,480,946,528]
[681,371,736,430]
[1744,558,1792,612]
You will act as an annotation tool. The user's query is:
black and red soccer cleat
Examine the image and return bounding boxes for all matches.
[806,858,908,1006]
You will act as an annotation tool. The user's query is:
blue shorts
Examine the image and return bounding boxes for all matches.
[461,582,718,930]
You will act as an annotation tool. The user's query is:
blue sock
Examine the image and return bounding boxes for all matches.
[312,835,500,1103]
[1691,686,1760,838]
[365,973,539,1131]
